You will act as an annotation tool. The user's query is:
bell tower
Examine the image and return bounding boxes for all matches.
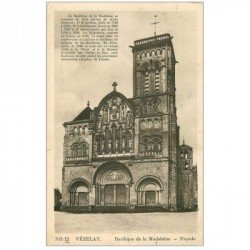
[130,33,180,211]
[131,33,176,98]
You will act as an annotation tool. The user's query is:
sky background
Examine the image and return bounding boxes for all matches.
[54,10,201,189]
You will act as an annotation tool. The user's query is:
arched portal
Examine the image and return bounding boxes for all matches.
[69,179,90,206]
[94,162,132,206]
[136,176,163,206]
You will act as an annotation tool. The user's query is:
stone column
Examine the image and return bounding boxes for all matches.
[90,185,95,205]
[156,191,159,204]
[75,192,78,206]
[142,191,145,206]
[73,192,76,205]
[100,185,105,206]
[113,185,116,205]
[126,185,130,204]
[98,185,101,205]
[134,118,140,157]
[137,191,141,205]
[69,192,72,206]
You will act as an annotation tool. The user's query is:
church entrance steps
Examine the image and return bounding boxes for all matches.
[135,206,167,213]
[62,205,172,213]
[92,205,136,213]
[63,206,92,213]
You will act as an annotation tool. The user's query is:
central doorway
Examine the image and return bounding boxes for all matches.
[104,184,126,205]
[94,161,132,206]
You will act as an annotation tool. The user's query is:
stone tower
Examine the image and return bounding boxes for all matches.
[130,34,180,210]
[179,142,198,210]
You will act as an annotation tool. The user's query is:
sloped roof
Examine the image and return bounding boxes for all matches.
[179,142,193,151]
[73,106,92,121]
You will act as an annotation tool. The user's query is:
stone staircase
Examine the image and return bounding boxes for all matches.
[135,206,167,213]
[62,205,169,213]
[63,206,92,213]
[92,205,136,213]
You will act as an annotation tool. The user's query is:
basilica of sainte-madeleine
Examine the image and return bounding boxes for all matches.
[60,33,198,213]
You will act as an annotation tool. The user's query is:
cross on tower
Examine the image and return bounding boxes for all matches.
[112,82,118,91]
[151,15,160,36]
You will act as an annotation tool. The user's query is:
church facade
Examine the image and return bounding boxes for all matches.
[61,33,198,213]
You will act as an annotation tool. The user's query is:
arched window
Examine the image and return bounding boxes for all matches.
[147,119,152,129]
[71,143,89,158]
[161,48,166,56]
[72,145,78,157]
[104,127,111,154]
[74,127,78,134]
[99,136,105,153]
[151,99,160,113]
[140,136,162,156]
[144,140,149,152]
[124,131,131,153]
[115,139,119,149]
[107,139,111,152]
[153,118,160,129]
[79,126,83,134]
[145,102,149,114]
[129,138,133,150]
[144,69,149,94]
[82,145,88,157]
[154,68,160,93]
[111,124,116,153]
[152,138,161,154]
[141,138,150,153]
[118,126,123,153]
[97,115,102,130]
[122,137,125,150]
[84,125,88,134]
[78,146,83,156]
[140,120,146,130]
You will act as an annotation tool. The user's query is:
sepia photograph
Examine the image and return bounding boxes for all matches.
[4,1,250,250]
[47,2,203,245]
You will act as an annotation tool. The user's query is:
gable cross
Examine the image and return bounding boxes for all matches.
[112,82,118,91]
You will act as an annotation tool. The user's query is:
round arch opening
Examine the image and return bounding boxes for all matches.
[69,179,90,206]
[94,162,132,206]
[136,177,163,206]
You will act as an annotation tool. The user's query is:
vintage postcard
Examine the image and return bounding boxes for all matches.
[47,2,203,245]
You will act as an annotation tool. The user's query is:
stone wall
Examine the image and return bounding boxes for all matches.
[61,159,169,209]
[179,168,198,211]
[63,122,93,162]
[178,144,197,211]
